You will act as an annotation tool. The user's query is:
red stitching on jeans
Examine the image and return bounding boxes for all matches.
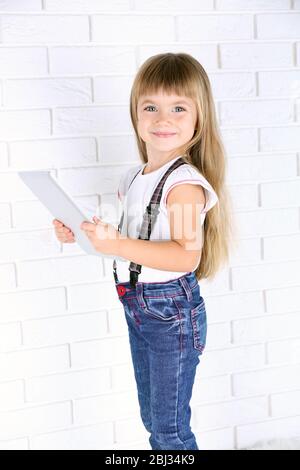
[142,293,185,299]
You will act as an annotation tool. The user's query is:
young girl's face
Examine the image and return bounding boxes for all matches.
[137,89,197,159]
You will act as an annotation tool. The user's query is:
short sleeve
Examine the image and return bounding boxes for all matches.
[161,164,218,214]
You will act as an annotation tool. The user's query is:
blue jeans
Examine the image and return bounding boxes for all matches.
[114,271,207,450]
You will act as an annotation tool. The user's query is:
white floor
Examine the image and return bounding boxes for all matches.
[243,437,300,450]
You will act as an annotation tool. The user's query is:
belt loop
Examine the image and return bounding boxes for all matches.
[136,283,146,308]
[179,276,193,301]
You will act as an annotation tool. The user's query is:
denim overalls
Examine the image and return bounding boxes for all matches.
[113,157,208,450]
[114,271,207,450]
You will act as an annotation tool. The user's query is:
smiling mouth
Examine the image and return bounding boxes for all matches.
[152,132,176,138]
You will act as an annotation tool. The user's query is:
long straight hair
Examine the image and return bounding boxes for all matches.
[129,52,239,281]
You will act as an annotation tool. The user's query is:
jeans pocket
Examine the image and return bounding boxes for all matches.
[190,299,207,353]
[142,295,180,322]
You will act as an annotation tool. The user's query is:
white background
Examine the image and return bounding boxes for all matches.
[0,0,300,450]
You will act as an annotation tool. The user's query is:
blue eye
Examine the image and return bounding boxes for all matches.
[144,106,185,112]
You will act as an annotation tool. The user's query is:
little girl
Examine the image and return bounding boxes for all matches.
[54,52,236,450]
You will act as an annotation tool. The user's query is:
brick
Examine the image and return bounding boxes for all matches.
[53,105,132,135]
[1,15,89,44]
[0,381,24,412]
[10,138,97,169]
[237,415,300,449]
[71,336,131,368]
[258,70,300,97]
[111,363,137,391]
[0,287,66,322]
[220,42,292,68]
[228,154,296,182]
[260,125,300,152]
[135,0,214,10]
[74,390,140,424]
[91,15,175,43]
[139,44,218,70]
[232,260,300,291]
[201,344,265,377]
[266,285,300,313]
[115,416,148,443]
[26,367,111,402]
[0,321,21,351]
[264,233,300,262]
[5,78,92,107]
[0,263,16,291]
[261,179,300,207]
[0,206,11,229]
[271,390,300,417]
[178,14,253,41]
[221,128,258,154]
[93,76,133,104]
[17,255,103,288]
[99,135,138,166]
[195,427,234,450]
[267,338,300,364]
[106,306,128,336]
[0,110,50,139]
[22,312,109,346]
[0,142,8,167]
[0,402,72,440]
[0,230,61,262]
[232,312,300,343]
[44,0,131,11]
[220,99,292,126]
[205,291,264,322]
[193,396,268,431]
[0,0,42,10]
[233,364,300,396]
[210,71,255,99]
[257,13,300,39]
[236,207,298,237]
[68,281,120,313]
[30,422,114,450]
[0,345,70,380]
[0,47,48,77]
[191,375,231,405]
[216,0,291,9]
[50,46,136,75]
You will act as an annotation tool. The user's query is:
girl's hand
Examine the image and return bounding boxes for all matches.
[80,216,122,256]
[53,219,75,243]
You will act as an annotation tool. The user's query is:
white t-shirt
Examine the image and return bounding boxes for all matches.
[114,155,218,283]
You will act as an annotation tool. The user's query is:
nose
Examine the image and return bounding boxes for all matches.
[154,109,172,123]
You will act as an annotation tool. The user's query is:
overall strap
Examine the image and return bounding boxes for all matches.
[112,165,143,283]
[128,157,187,288]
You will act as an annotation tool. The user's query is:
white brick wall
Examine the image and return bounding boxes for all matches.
[0,0,299,451]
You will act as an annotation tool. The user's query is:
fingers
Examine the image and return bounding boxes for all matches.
[53,219,63,227]
[80,222,95,232]
[53,219,75,243]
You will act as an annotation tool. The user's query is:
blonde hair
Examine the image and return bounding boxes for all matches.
[129,52,239,281]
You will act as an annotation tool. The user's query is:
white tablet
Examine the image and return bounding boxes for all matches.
[18,170,123,260]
